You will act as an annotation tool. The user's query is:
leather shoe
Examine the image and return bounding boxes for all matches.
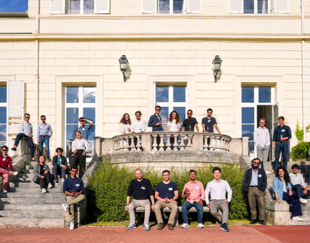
[167,224,174,230]
[249,219,257,225]
[157,223,164,230]
[260,220,266,225]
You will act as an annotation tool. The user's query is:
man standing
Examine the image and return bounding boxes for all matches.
[202,108,222,135]
[62,166,85,230]
[289,164,309,204]
[181,170,205,229]
[76,117,94,141]
[131,111,146,133]
[11,113,35,162]
[273,116,291,171]
[125,169,155,231]
[242,158,267,225]
[182,109,199,132]
[37,115,53,161]
[148,106,164,131]
[154,170,179,230]
[0,145,18,193]
[205,167,232,232]
[254,118,271,175]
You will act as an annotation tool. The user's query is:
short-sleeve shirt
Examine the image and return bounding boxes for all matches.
[77,124,92,140]
[155,181,178,200]
[183,118,198,131]
[201,117,217,133]
[57,158,62,165]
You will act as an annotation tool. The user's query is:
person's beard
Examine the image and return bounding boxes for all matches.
[252,164,259,169]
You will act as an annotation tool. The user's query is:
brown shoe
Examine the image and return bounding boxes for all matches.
[168,224,174,230]
[158,223,164,230]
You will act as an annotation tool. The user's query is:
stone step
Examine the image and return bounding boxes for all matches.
[0,197,65,204]
[0,210,65,219]
[8,186,63,193]
[0,217,65,228]
[0,204,63,211]
[0,192,65,198]
[10,182,63,188]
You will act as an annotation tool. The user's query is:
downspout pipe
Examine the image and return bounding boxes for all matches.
[35,0,39,131]
[301,0,306,141]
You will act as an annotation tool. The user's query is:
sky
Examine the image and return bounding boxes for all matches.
[0,0,28,12]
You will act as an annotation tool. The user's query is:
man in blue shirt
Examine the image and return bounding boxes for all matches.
[76,117,93,141]
[37,115,53,161]
[62,166,85,230]
[272,116,291,171]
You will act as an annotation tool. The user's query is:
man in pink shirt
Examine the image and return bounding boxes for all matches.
[181,170,205,229]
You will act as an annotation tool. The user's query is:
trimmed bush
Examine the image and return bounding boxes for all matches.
[86,159,248,223]
[291,141,310,161]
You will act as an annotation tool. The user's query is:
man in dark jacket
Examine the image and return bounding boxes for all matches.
[242,158,267,225]
[148,105,164,131]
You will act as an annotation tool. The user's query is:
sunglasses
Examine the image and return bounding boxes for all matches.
[2,149,7,152]
[25,116,30,118]
[187,113,192,115]
[155,109,160,111]
[253,162,260,164]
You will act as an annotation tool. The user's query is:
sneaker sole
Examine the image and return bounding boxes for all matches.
[220,228,230,232]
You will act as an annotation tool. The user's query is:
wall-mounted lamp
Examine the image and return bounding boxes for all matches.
[119,55,129,82]
[212,55,222,82]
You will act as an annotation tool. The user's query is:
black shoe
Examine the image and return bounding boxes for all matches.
[157,223,164,230]
[249,219,257,225]
[11,147,16,151]
[260,220,266,225]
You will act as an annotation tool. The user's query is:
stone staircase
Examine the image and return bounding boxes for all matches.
[0,162,67,228]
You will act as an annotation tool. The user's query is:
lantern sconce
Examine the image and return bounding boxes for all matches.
[212,55,222,82]
[119,55,130,82]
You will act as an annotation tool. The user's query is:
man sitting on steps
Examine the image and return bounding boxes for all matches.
[62,166,85,230]
[0,145,18,194]
[289,164,310,204]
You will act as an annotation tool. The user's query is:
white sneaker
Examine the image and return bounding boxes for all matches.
[197,223,204,228]
[48,183,53,188]
[266,171,272,175]
[300,198,308,204]
[293,216,303,221]
[42,188,47,193]
[70,222,75,230]
[13,171,18,176]
[2,189,7,194]
[62,203,69,212]
[181,223,189,229]
[61,178,65,183]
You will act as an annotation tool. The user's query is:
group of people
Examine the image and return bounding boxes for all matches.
[125,167,232,232]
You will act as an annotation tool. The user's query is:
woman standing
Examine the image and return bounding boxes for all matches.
[33,155,53,193]
[167,111,182,149]
[273,165,303,221]
[120,113,132,135]
[72,131,89,179]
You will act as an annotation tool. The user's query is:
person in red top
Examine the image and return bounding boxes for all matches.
[0,145,18,194]
[181,170,205,229]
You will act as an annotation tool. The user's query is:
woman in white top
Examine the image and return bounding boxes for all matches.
[120,113,132,135]
[167,111,182,149]
[72,130,89,179]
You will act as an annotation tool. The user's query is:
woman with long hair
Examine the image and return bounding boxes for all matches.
[273,165,303,221]
[72,130,89,179]
[120,113,132,135]
[33,155,53,193]
[167,111,182,149]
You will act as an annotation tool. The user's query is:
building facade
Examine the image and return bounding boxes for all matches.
[0,0,309,159]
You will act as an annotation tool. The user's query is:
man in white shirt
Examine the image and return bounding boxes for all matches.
[205,167,232,232]
[254,118,271,175]
[289,164,309,204]
[131,111,146,133]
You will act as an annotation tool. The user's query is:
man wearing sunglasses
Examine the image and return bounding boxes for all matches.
[242,158,267,225]
[148,105,164,131]
[183,109,199,132]
[0,145,18,193]
[37,115,53,161]
[11,113,35,161]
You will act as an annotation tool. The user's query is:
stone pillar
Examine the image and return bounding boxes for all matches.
[94,136,102,157]
[141,133,152,152]
[242,137,249,156]
[192,133,203,151]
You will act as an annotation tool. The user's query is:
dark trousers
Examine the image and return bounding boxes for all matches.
[14,133,34,158]
[292,184,310,198]
[52,165,66,181]
[247,186,265,220]
[34,171,52,189]
[182,201,203,224]
[282,191,302,217]
[274,142,288,171]
[72,150,86,179]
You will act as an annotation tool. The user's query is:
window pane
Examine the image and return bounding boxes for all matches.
[173,87,186,102]
[242,87,254,103]
[173,0,184,13]
[156,86,169,102]
[83,87,96,103]
[160,107,169,131]
[242,107,254,123]
[242,125,254,140]
[244,0,254,14]
[174,107,185,130]
[0,124,7,141]
[259,87,271,103]
[67,87,79,103]
[66,125,77,141]
[159,0,170,14]
[258,0,268,14]
[67,108,79,124]
[83,108,96,122]
[0,86,7,103]
[273,105,278,123]
[0,107,6,124]
[84,0,94,14]
[68,0,81,14]
[248,141,255,157]
[88,125,95,141]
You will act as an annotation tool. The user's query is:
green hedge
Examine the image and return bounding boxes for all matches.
[86,159,248,223]
[291,141,310,161]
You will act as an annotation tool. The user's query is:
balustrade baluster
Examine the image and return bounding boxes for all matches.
[129,135,135,152]
[166,134,172,151]
[159,134,165,151]
[136,135,142,151]
[119,137,124,152]
[152,135,158,152]
[186,134,192,150]
[209,136,214,151]
[179,133,185,151]
[124,136,130,152]
[203,135,208,150]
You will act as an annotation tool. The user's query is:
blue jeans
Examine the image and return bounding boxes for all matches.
[182,201,203,224]
[283,191,302,217]
[292,184,310,198]
[39,137,50,159]
[14,133,34,158]
[274,142,288,171]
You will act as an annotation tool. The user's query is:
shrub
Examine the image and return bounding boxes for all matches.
[294,119,310,143]
[86,159,248,223]
[291,141,310,161]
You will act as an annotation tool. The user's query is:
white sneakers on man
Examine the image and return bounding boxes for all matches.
[300,198,308,204]
[62,203,69,212]
[266,171,272,175]
[2,189,7,194]
[61,178,65,183]
[293,216,303,221]
[197,223,204,228]
[13,171,18,176]
[48,183,53,188]
[181,223,189,229]
[70,222,75,230]
[42,188,47,193]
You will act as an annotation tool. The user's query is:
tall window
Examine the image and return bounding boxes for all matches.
[68,0,94,14]
[65,86,96,155]
[0,85,7,147]
[158,0,184,14]
[156,84,188,130]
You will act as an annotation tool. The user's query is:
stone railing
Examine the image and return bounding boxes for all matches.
[112,132,232,153]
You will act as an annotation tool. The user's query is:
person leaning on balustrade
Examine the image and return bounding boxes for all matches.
[120,113,132,135]
[71,131,89,179]
[0,145,18,194]
[167,110,182,150]
[148,105,164,132]
[202,108,222,135]
[131,111,146,151]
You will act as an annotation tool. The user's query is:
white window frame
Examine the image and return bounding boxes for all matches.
[0,83,8,146]
[157,0,186,14]
[232,0,270,14]
[67,0,95,14]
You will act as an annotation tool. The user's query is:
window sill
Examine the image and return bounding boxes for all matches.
[0,12,28,18]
